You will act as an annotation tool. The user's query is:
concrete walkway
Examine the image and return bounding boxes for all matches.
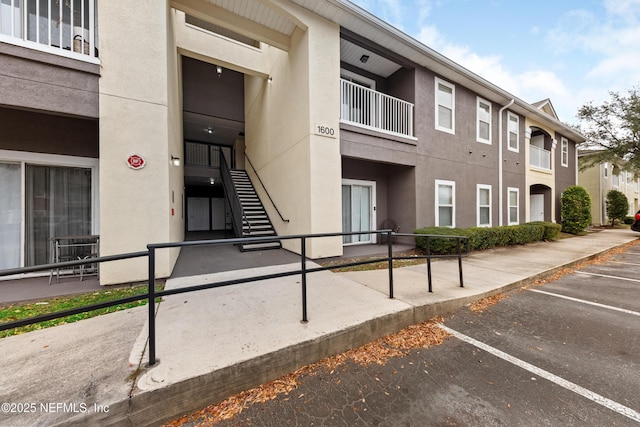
[0,229,637,427]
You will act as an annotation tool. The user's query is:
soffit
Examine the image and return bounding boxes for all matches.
[289,0,585,142]
[340,38,401,77]
[208,0,297,36]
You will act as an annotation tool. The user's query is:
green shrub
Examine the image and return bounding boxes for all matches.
[605,189,629,226]
[511,224,545,245]
[415,223,548,254]
[466,226,510,250]
[561,186,592,234]
[414,227,468,254]
[527,221,562,241]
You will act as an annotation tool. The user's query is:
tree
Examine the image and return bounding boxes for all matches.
[561,186,592,234]
[605,189,629,227]
[577,87,640,171]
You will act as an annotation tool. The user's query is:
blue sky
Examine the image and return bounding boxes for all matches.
[350,0,640,125]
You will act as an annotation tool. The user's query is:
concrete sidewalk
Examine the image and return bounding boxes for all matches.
[0,229,637,426]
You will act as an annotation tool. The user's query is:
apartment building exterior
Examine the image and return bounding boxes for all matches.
[0,0,584,284]
[578,151,640,225]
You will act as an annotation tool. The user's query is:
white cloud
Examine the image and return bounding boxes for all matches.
[604,0,640,22]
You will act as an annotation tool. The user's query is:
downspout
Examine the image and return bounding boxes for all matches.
[498,99,515,226]
[599,163,603,225]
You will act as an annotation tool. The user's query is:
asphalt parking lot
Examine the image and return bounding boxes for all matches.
[188,244,640,426]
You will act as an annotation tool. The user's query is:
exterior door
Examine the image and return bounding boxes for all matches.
[187,197,210,231]
[530,194,544,222]
[342,179,376,245]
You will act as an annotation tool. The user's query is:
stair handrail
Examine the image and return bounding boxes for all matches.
[245,154,290,223]
[220,152,244,238]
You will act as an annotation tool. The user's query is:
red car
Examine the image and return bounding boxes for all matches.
[632,210,640,232]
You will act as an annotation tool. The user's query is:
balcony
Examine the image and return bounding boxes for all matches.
[340,79,414,139]
[530,145,551,170]
[0,0,97,61]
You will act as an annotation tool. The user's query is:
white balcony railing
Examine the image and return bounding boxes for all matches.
[0,0,97,60]
[530,145,551,170]
[340,79,414,138]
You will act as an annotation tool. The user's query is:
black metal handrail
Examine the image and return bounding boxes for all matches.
[245,154,290,223]
[0,231,469,368]
[220,151,244,238]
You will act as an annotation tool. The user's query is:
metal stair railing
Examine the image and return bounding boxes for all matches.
[220,152,244,238]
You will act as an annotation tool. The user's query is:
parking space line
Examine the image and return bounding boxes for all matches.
[439,325,640,423]
[610,260,640,267]
[528,289,640,317]
[575,271,640,283]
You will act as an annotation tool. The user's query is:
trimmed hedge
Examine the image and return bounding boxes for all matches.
[414,227,468,254]
[526,221,562,241]
[414,222,558,254]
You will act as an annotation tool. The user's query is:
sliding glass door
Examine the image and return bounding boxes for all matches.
[342,179,376,245]
[0,163,21,270]
[25,165,92,266]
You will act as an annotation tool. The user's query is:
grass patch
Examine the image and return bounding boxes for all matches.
[317,250,427,272]
[0,283,164,339]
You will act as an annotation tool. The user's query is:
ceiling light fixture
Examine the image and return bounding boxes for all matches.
[206,127,213,134]
[360,54,369,63]
[216,65,222,77]
[209,177,215,185]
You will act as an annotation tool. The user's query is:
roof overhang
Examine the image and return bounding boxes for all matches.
[289,0,585,143]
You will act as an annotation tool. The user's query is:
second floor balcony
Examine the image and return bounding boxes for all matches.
[0,0,97,62]
[530,145,551,170]
[340,79,415,139]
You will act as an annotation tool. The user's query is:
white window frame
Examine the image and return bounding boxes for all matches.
[612,169,620,187]
[604,163,608,178]
[561,137,569,167]
[507,112,519,152]
[477,184,492,227]
[508,187,519,225]
[435,77,455,134]
[435,179,455,228]
[476,97,491,144]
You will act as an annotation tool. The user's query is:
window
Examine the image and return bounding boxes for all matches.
[477,98,491,144]
[561,137,569,167]
[604,163,608,177]
[435,78,455,134]
[477,184,492,227]
[613,169,620,187]
[0,153,97,269]
[507,112,519,152]
[0,163,21,270]
[435,180,455,227]
[508,187,519,225]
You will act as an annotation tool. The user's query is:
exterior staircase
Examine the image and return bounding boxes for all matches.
[228,169,281,251]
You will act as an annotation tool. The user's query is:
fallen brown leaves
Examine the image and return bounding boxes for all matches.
[162,317,448,427]
[468,294,509,313]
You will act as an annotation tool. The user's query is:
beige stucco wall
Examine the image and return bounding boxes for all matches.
[578,161,604,225]
[525,119,556,222]
[579,158,640,225]
[244,3,342,258]
[98,1,175,284]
